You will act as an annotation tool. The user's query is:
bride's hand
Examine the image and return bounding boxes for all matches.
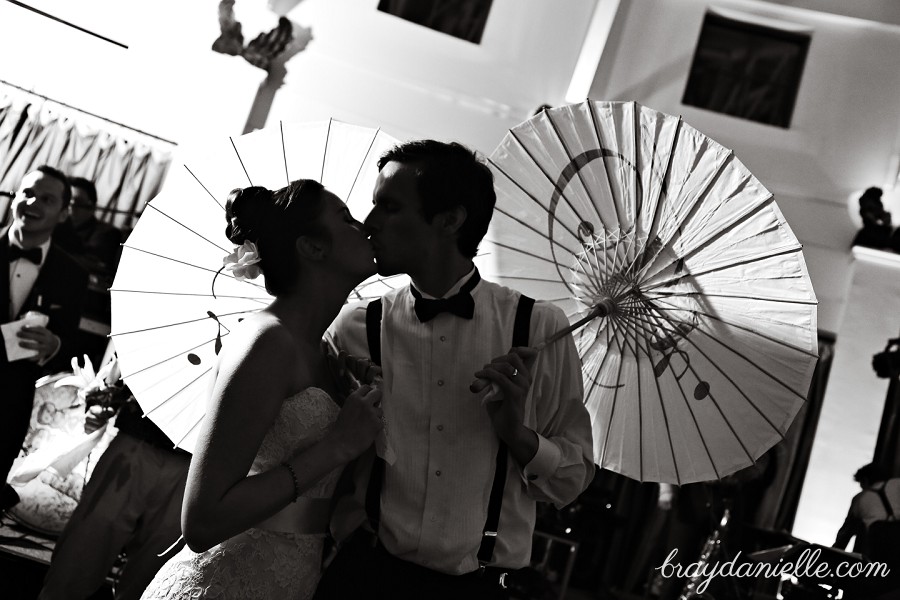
[328,384,384,460]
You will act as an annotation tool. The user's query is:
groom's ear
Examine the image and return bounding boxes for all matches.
[436,206,467,237]
[296,234,328,261]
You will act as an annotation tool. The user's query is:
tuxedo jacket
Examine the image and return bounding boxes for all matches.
[0,226,89,407]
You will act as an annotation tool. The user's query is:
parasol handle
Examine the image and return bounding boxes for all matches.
[470,298,615,398]
[535,298,615,351]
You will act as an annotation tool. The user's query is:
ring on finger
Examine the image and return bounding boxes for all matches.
[511,368,518,377]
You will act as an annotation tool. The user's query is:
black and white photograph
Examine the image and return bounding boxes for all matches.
[1,1,899,599]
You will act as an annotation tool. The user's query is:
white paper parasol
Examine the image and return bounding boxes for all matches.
[477,100,818,484]
[111,120,400,453]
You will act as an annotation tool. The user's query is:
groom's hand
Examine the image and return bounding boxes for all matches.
[323,340,382,396]
[473,347,539,465]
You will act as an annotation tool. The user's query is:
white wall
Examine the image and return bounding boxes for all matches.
[588,0,900,334]
[266,0,597,154]
[0,0,263,144]
[761,0,900,27]
[794,249,900,545]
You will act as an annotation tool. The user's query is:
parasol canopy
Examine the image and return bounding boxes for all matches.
[111,120,400,452]
[477,100,818,484]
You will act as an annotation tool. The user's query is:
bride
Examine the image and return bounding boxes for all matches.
[141,180,384,599]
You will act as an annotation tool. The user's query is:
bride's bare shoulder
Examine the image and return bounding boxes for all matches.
[221,312,296,366]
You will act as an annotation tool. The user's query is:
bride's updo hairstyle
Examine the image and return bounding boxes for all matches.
[225,179,327,295]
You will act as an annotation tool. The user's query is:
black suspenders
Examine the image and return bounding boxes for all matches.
[364,298,384,527]
[363,294,535,566]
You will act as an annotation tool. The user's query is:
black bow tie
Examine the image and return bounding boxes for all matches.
[411,270,480,323]
[8,244,42,265]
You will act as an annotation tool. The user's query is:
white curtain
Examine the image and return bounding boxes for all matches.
[0,83,173,230]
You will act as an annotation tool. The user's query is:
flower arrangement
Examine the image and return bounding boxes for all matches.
[223,240,263,281]
[55,355,129,414]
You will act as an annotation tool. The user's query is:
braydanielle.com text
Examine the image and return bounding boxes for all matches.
[655,548,891,595]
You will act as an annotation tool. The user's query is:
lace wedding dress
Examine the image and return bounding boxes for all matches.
[141,387,341,600]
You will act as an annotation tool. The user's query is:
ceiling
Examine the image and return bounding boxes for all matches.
[760,0,900,28]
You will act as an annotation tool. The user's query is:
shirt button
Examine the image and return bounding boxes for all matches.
[436,424,444,431]
[437,380,444,386]
[435,470,442,477]
[440,335,447,342]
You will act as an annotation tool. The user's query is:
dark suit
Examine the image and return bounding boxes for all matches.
[0,226,89,483]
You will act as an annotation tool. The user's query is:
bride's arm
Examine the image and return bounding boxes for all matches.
[182,324,381,552]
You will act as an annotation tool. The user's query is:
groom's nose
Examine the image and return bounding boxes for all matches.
[363,212,379,233]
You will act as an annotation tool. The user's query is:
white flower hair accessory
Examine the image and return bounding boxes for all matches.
[223,240,262,282]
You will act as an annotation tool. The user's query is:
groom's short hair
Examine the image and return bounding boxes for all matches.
[377,140,495,258]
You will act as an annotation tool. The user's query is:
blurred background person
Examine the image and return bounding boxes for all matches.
[1,165,89,512]
[833,462,900,555]
[38,372,191,600]
[851,187,894,251]
[54,176,123,276]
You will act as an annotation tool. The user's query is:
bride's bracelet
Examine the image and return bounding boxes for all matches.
[281,461,300,502]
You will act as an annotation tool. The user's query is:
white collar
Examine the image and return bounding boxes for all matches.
[9,236,52,267]
[414,265,477,300]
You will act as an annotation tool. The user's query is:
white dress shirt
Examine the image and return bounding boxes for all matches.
[9,238,51,319]
[328,270,594,575]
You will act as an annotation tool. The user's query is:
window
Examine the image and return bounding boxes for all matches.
[682,11,811,128]
[377,0,493,44]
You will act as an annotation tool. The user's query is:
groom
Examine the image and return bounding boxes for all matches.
[318,140,594,599]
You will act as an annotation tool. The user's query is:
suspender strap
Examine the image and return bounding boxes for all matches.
[512,296,535,349]
[875,486,897,520]
[477,294,534,566]
[366,299,383,367]
[365,299,384,531]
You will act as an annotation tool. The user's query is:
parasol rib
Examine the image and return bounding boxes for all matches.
[641,185,775,279]
[645,297,811,403]
[638,216,801,291]
[173,410,207,449]
[485,239,560,266]
[649,290,817,306]
[605,298,723,482]
[641,116,683,255]
[638,150,735,279]
[141,367,211,415]
[119,245,268,291]
[487,159,586,250]
[110,308,259,337]
[543,109,610,231]
[280,121,289,186]
[110,289,270,303]
[144,204,231,253]
[635,335,645,481]
[131,359,210,410]
[629,300,798,436]
[644,245,804,290]
[184,165,226,211]
[641,330,720,484]
[628,305,757,466]
[654,306,818,358]
[628,306,735,479]
[508,129,595,233]
[321,118,333,183]
[586,100,624,228]
[346,128,382,202]
[123,334,227,378]
[597,316,630,472]
[485,207,579,257]
[229,137,253,186]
